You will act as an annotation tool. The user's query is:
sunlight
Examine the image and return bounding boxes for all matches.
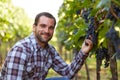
[12,0,63,22]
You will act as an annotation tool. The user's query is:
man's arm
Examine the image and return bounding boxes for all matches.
[50,39,93,79]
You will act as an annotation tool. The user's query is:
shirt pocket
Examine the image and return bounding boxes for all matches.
[26,62,44,78]
[26,62,35,78]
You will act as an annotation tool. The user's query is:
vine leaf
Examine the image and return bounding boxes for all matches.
[97,0,111,11]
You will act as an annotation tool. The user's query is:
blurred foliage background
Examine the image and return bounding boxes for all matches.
[0,0,32,58]
[0,0,120,80]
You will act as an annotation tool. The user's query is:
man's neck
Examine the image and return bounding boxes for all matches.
[37,40,48,48]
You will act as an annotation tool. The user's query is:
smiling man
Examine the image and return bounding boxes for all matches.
[33,15,55,47]
[0,12,93,80]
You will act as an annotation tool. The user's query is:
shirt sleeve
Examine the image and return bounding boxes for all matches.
[2,46,27,80]
[50,47,88,79]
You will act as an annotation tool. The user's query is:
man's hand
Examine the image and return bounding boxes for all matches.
[81,39,93,54]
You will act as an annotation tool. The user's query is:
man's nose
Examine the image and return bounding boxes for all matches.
[44,27,49,33]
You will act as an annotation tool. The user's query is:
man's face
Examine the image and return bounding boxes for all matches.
[33,16,55,43]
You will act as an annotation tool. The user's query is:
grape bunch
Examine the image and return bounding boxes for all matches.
[106,23,119,41]
[96,47,108,60]
[81,9,91,23]
[85,17,98,45]
[95,47,110,68]
[106,3,120,20]
[106,24,120,59]
[111,3,120,18]
[81,9,98,45]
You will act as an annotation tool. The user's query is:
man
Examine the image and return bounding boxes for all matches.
[0,12,93,80]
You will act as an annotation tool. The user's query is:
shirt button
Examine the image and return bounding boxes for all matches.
[27,67,32,72]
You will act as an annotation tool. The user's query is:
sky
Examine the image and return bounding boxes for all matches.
[12,0,63,22]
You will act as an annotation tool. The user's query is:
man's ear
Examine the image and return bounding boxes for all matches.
[32,25,36,32]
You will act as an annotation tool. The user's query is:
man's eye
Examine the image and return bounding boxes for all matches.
[49,27,54,30]
[40,24,46,28]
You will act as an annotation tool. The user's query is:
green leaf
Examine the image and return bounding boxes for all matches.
[97,0,111,11]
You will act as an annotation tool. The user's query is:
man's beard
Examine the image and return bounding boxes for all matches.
[36,32,52,43]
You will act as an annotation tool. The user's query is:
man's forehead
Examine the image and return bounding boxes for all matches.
[38,16,55,25]
[39,16,53,22]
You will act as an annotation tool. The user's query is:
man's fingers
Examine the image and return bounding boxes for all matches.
[85,39,93,47]
[88,35,93,41]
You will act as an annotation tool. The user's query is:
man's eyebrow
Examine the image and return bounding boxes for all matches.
[40,24,46,26]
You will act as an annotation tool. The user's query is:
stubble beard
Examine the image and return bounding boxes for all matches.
[36,33,52,43]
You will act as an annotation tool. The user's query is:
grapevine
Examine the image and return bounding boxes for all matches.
[106,3,120,59]
[81,9,98,45]
[95,46,110,68]
[81,8,111,69]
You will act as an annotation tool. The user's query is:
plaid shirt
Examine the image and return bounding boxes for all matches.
[0,33,88,80]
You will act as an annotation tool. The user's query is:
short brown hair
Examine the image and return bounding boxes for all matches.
[34,12,56,26]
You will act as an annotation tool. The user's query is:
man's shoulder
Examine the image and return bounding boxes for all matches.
[11,35,34,52]
[14,33,34,47]
[15,37,31,47]
[48,44,58,53]
[48,44,55,49]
